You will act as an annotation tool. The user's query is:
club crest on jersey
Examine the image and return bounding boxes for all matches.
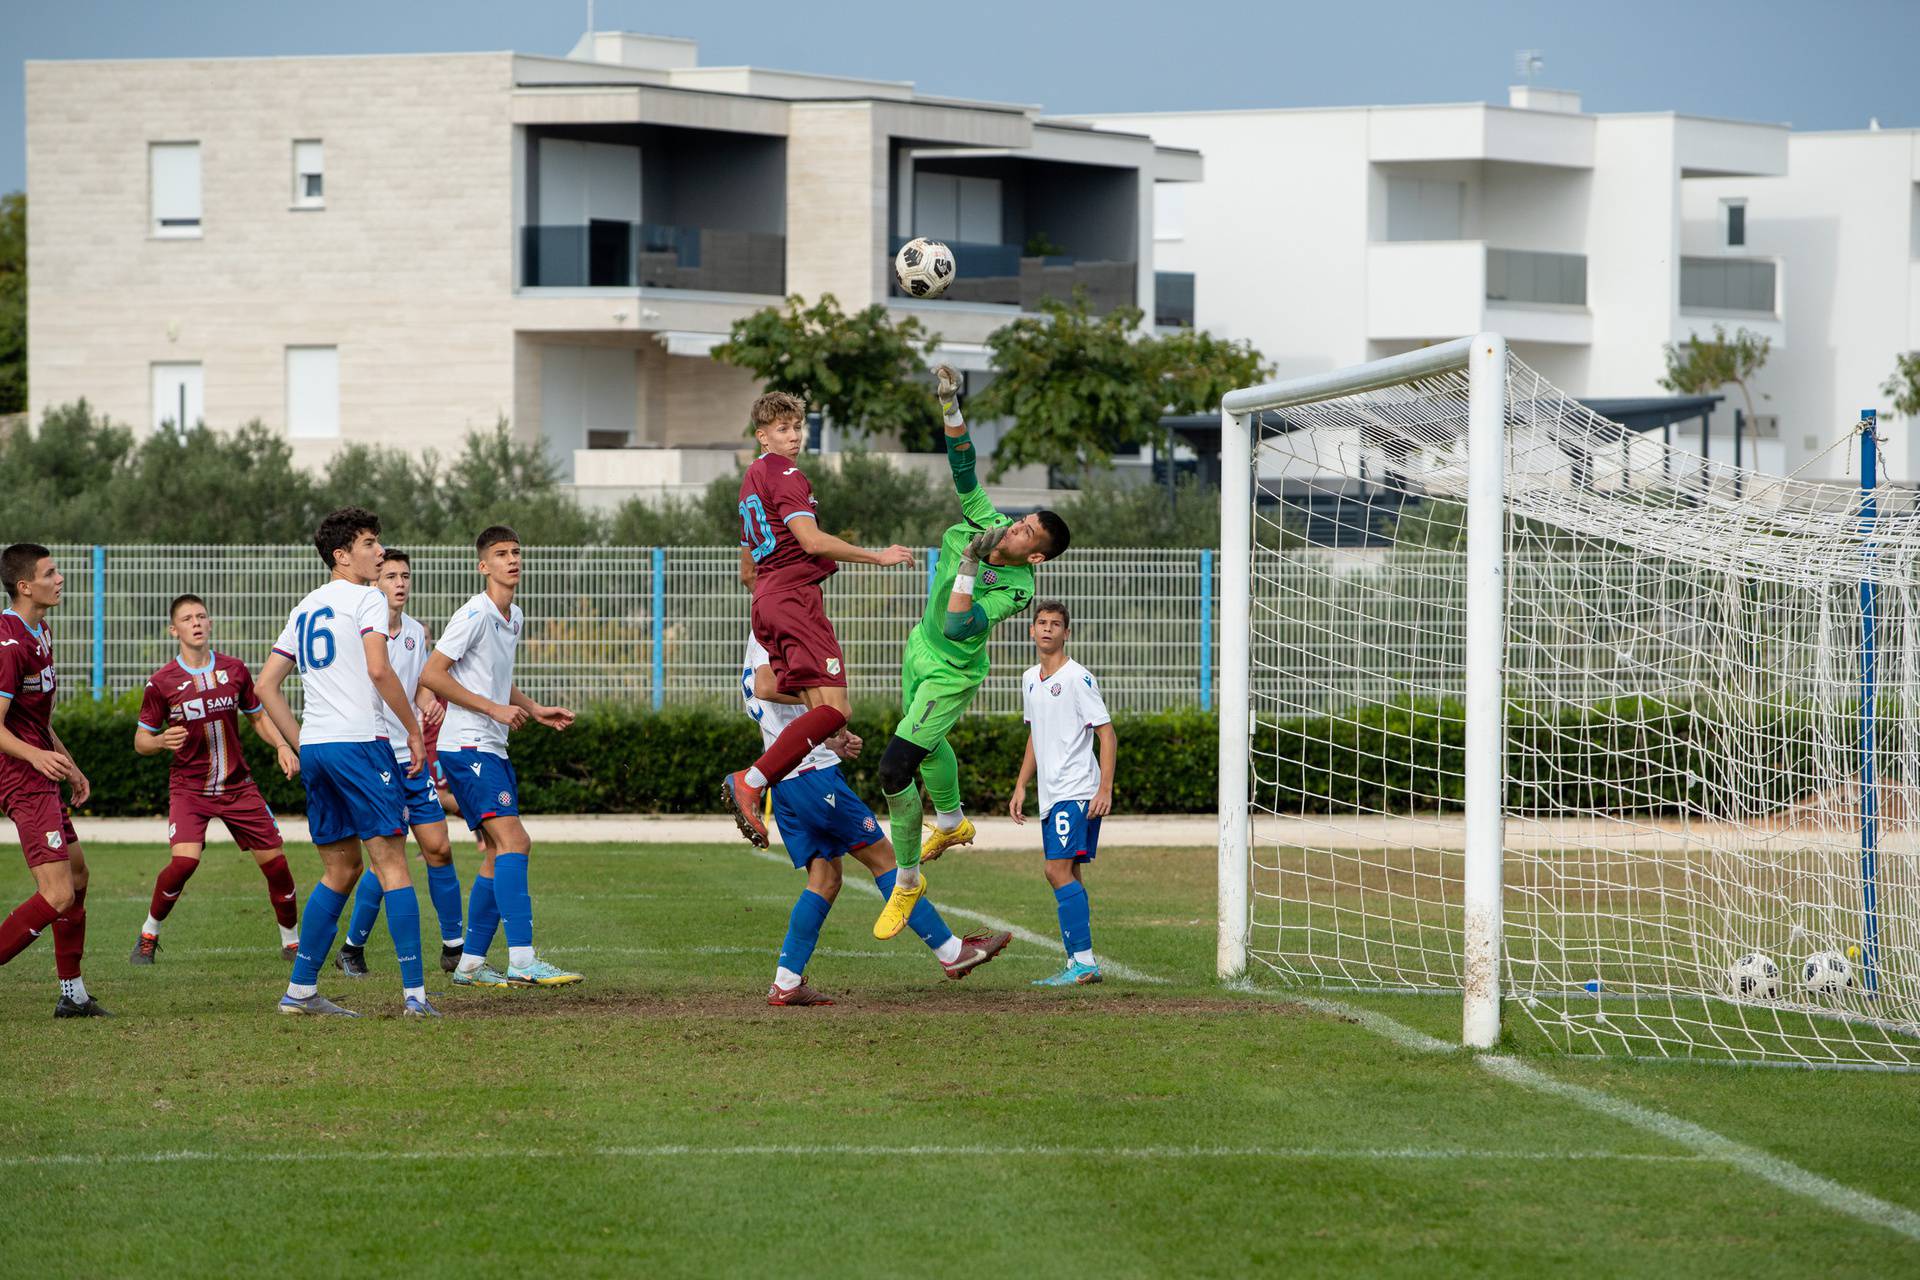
[45,831,62,850]
[862,816,876,832]
[826,658,841,676]
[404,636,416,650]
[497,790,512,807]
[982,569,998,586]
[216,668,229,685]
[1050,683,1062,696]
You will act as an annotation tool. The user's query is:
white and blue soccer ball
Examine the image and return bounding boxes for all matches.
[1802,950,1854,997]
[1729,952,1780,1000]
[894,236,956,299]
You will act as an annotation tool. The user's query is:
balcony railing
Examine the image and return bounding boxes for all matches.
[522,223,785,295]
[889,237,1136,312]
[1155,271,1195,328]
[1485,248,1587,307]
[1681,256,1777,314]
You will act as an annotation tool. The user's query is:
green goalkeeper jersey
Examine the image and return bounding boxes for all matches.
[913,481,1035,681]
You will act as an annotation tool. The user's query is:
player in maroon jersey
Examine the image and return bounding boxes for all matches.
[0,543,108,1017]
[721,391,916,846]
[130,594,303,964]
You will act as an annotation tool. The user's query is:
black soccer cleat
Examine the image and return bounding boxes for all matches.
[54,995,113,1018]
[129,933,160,965]
[335,943,370,978]
[440,943,463,974]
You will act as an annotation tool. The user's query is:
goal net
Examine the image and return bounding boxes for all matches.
[1218,335,1920,1069]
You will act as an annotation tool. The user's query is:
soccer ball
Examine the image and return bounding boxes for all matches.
[1728,952,1780,1000]
[894,237,956,299]
[1802,950,1854,997]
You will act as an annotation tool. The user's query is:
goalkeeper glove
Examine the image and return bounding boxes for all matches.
[956,525,1010,594]
[934,363,964,428]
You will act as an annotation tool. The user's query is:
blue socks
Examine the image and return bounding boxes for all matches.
[778,890,833,976]
[875,868,955,951]
[424,862,463,946]
[345,869,383,948]
[1054,881,1092,956]
[494,853,532,949]
[464,874,500,959]
[384,885,425,990]
[290,882,348,986]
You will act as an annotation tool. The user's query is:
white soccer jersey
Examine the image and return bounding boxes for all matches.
[381,612,430,763]
[1021,658,1113,813]
[271,578,389,745]
[436,592,523,758]
[741,634,840,777]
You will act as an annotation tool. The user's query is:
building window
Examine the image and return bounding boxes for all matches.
[1154,184,1186,242]
[150,142,201,237]
[151,362,203,432]
[1385,177,1464,241]
[1723,200,1746,249]
[286,346,340,439]
[913,173,1003,246]
[293,140,324,208]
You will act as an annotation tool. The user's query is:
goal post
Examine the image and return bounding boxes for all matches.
[1218,334,1507,1048]
[1213,334,1920,1069]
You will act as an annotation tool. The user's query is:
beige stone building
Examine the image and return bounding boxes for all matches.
[26,32,1199,506]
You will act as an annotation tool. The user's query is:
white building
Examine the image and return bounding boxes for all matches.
[26,32,1198,507]
[1685,128,1920,480]
[1081,89,1802,474]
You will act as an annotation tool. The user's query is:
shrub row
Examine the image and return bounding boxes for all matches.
[50,694,1858,822]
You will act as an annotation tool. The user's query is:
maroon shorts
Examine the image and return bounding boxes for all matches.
[169,783,282,851]
[0,779,78,868]
[752,582,848,693]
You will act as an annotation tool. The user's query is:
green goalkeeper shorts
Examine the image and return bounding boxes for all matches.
[897,629,985,751]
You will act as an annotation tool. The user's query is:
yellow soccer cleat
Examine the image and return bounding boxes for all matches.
[920,817,977,864]
[873,872,927,940]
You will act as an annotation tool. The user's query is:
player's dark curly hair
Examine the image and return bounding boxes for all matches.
[475,525,520,555]
[314,507,381,570]
[2,543,51,600]
[1034,510,1072,560]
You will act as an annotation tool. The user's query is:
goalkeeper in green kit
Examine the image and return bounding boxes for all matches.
[872,365,1073,940]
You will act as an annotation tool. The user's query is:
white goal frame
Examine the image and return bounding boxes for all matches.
[1217,333,1509,1049]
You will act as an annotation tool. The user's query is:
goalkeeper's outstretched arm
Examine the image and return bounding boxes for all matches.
[935,364,1001,529]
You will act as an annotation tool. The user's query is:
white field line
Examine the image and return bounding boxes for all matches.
[0,1144,1712,1171]
[743,846,1169,985]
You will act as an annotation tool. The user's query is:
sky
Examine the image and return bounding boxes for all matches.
[4,0,1918,194]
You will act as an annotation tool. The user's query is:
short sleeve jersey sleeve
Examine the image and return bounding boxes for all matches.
[1077,668,1112,728]
[272,614,299,663]
[0,637,21,702]
[765,464,818,525]
[436,605,481,663]
[232,661,261,714]
[351,586,385,636]
[138,678,168,733]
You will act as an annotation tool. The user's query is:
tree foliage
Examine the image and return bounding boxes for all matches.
[0,191,24,413]
[1882,351,1920,419]
[1660,323,1771,437]
[970,294,1270,478]
[1054,474,1222,548]
[710,294,945,451]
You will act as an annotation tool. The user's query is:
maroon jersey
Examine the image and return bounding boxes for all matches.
[739,452,835,593]
[138,653,263,797]
[0,609,58,791]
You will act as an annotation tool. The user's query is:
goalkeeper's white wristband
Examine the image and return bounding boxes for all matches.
[954,572,976,596]
[940,397,965,429]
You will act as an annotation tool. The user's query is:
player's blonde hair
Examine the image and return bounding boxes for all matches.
[750,391,807,430]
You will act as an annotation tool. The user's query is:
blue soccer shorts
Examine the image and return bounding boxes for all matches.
[397,766,446,828]
[1042,798,1102,863]
[438,748,520,833]
[300,740,406,847]
[771,766,882,869]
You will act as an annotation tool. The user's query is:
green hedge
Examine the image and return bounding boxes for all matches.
[50,693,1852,821]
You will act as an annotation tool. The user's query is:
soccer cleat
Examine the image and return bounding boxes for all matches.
[281,942,299,962]
[451,963,511,988]
[919,817,977,864]
[402,995,443,1018]
[722,770,769,847]
[940,930,1012,980]
[335,943,370,978]
[439,943,463,973]
[54,995,113,1018]
[277,992,361,1017]
[1032,959,1103,987]
[767,977,835,1006]
[873,873,926,941]
[506,958,583,987]
[129,933,160,965]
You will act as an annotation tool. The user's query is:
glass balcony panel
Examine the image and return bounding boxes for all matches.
[521,223,785,295]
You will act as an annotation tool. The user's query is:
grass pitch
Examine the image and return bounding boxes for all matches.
[3,840,1918,1277]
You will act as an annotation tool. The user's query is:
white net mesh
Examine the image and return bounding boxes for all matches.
[1244,353,1920,1068]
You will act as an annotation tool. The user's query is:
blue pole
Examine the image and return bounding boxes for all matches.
[651,547,666,711]
[91,545,105,701]
[926,547,940,601]
[1199,548,1214,712]
[1858,410,1882,994]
